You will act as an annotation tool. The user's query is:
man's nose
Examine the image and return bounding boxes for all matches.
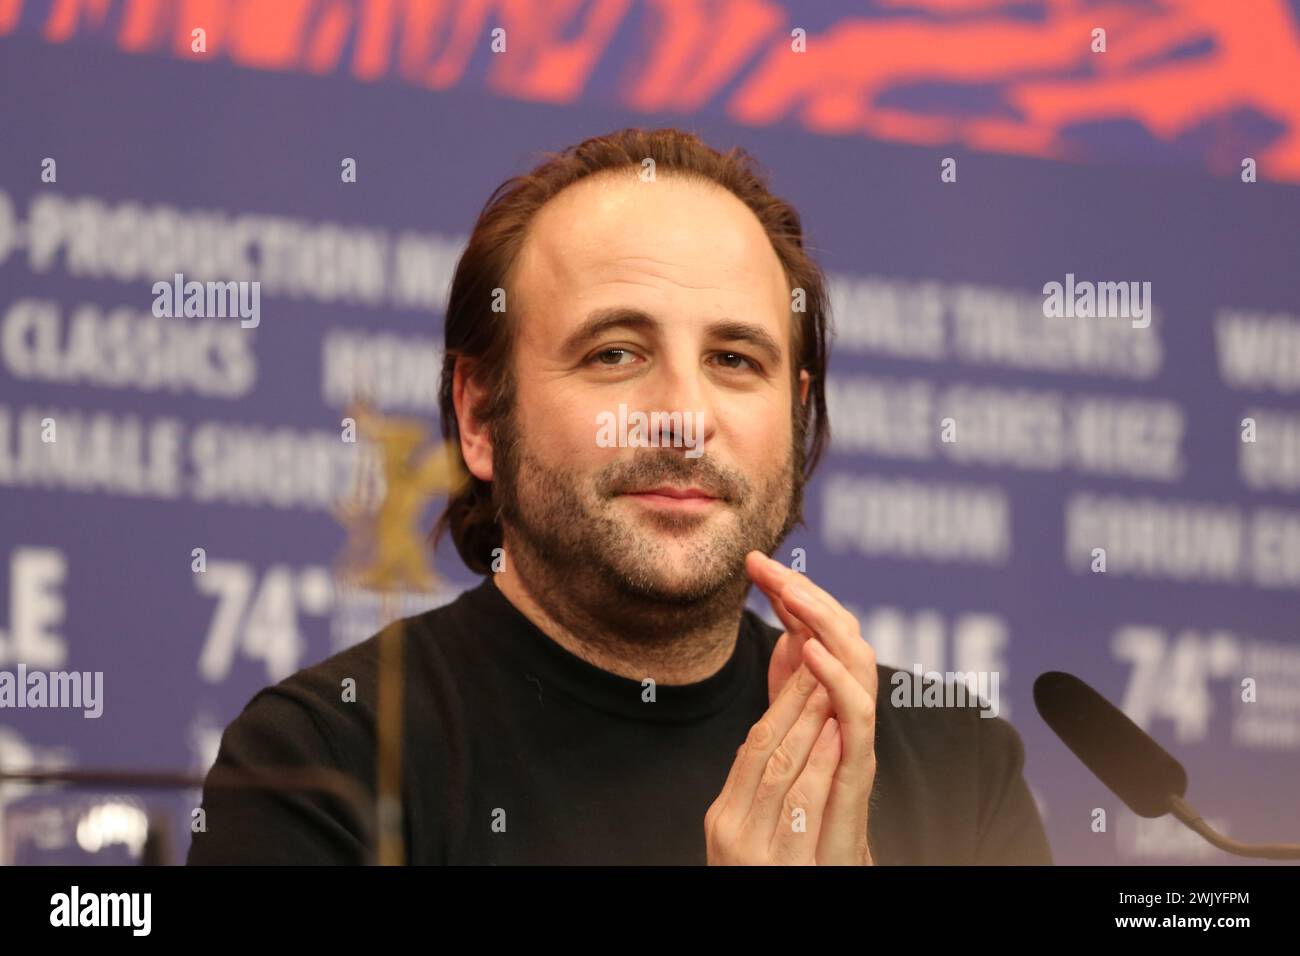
[637,358,716,454]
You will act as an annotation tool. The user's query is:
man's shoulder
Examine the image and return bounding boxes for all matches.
[871,664,1033,786]
[224,590,474,748]
[284,585,486,690]
[873,664,1007,732]
[741,610,1019,754]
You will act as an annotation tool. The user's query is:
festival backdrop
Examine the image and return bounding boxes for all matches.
[1,0,1298,865]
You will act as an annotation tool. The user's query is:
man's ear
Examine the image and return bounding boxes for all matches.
[798,368,811,406]
[452,358,494,483]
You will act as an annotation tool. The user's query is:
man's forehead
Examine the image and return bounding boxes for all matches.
[513,174,789,321]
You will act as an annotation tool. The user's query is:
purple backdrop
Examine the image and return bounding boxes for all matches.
[2,9,1299,865]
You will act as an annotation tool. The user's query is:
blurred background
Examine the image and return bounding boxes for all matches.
[0,0,1298,865]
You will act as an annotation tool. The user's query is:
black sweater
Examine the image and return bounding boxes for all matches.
[187,578,1052,865]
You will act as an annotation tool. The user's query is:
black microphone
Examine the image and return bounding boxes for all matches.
[1034,670,1300,860]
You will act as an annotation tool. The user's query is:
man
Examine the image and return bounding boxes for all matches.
[188,127,1051,865]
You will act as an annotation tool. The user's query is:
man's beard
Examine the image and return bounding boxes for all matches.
[489,400,807,619]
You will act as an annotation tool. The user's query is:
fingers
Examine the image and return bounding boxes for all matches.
[712,554,880,866]
[742,683,834,845]
[707,662,841,865]
[767,716,841,865]
[767,627,806,704]
[802,639,875,786]
[802,636,877,865]
[745,553,814,641]
[706,680,837,865]
[709,735,748,830]
[770,595,813,658]
[710,663,819,828]
[748,550,878,703]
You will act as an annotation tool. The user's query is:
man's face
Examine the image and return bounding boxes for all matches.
[486,172,807,607]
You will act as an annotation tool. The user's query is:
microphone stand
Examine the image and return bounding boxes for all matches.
[1168,794,1300,860]
[0,766,376,865]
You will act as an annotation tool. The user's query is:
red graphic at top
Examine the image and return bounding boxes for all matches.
[4,0,1299,181]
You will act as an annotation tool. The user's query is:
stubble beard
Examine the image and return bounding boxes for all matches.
[490,400,807,641]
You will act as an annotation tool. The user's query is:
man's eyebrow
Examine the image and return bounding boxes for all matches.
[559,308,660,356]
[704,320,784,367]
[559,309,786,367]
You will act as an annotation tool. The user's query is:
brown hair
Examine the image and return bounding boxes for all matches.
[433,127,832,575]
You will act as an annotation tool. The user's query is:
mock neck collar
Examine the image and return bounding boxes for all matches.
[460,576,765,723]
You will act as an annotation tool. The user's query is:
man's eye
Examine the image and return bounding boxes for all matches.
[593,348,635,366]
[713,351,758,372]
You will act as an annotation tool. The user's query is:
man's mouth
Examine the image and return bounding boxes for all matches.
[619,485,724,512]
